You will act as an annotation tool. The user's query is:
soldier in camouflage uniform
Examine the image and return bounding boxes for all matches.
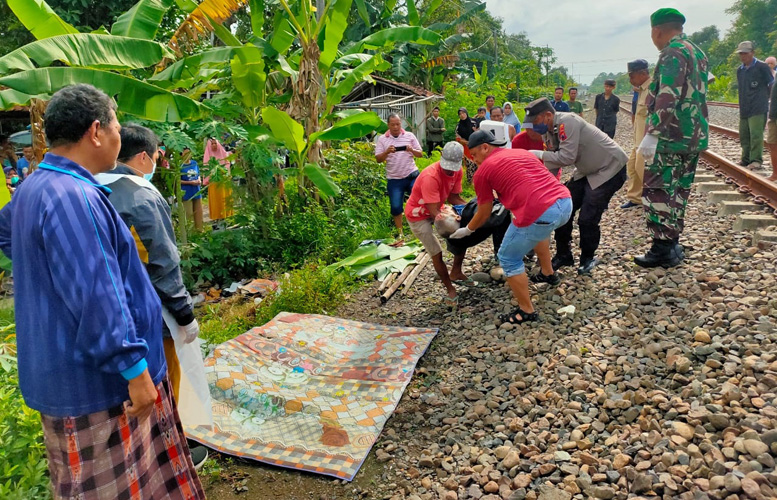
[635,8,709,268]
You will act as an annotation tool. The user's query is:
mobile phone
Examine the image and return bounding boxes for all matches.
[395,145,407,151]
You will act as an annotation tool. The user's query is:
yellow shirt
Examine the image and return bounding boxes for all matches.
[634,78,652,144]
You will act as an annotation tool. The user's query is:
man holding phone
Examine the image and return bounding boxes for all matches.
[375,113,424,241]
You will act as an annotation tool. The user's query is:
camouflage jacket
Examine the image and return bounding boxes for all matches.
[645,33,709,153]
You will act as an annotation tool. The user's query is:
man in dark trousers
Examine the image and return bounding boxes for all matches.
[426,106,446,155]
[594,79,620,138]
[525,98,628,275]
[736,41,774,170]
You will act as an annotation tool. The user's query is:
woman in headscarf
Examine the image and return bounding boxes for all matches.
[454,108,478,182]
[503,102,520,128]
[203,138,234,222]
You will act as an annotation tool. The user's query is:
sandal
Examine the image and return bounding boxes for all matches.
[498,307,539,325]
[453,277,484,288]
[444,295,459,309]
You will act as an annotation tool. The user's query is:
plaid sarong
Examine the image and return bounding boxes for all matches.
[41,377,206,500]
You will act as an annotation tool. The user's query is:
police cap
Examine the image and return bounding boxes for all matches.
[627,59,649,73]
[523,98,554,122]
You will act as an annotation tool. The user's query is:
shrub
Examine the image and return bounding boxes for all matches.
[184,143,395,285]
[255,263,356,326]
[197,264,356,347]
[0,306,50,500]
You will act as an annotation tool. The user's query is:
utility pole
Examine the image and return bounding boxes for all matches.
[493,29,498,70]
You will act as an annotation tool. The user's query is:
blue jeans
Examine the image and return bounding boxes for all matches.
[498,198,573,277]
[387,171,419,216]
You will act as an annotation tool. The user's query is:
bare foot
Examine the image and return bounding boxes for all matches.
[389,238,405,248]
[449,271,468,281]
[768,175,777,182]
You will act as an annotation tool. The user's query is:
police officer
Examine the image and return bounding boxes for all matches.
[525,97,628,275]
[635,8,708,268]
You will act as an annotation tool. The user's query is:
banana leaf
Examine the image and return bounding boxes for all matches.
[328,242,422,281]
[7,0,79,40]
[0,34,173,76]
[112,0,175,39]
[0,67,204,122]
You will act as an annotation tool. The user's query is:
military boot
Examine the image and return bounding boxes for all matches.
[634,239,682,268]
[672,238,685,261]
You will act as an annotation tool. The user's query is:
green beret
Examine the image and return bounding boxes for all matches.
[650,8,685,27]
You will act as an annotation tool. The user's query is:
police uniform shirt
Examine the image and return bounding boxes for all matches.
[542,112,628,189]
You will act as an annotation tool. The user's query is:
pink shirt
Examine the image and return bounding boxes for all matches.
[404,163,463,222]
[375,130,421,179]
[473,149,570,227]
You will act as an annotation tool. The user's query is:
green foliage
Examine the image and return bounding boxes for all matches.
[0,308,50,500]
[198,298,258,346]
[254,263,356,326]
[708,73,736,102]
[438,82,509,142]
[183,143,394,286]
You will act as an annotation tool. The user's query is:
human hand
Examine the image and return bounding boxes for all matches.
[528,150,544,160]
[126,369,158,422]
[180,319,200,344]
[637,134,659,163]
[449,226,473,239]
[387,145,396,154]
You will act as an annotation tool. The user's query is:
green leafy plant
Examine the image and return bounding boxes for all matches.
[0,307,50,500]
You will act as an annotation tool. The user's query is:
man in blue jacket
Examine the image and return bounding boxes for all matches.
[0,85,204,499]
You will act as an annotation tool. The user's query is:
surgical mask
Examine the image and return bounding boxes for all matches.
[532,123,549,135]
[10,176,18,184]
[143,153,156,181]
[143,165,156,182]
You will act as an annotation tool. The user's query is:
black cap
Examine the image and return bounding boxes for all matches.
[523,97,554,123]
[604,79,616,86]
[467,129,507,149]
[627,59,648,73]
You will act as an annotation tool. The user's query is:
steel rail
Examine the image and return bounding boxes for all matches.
[618,103,777,215]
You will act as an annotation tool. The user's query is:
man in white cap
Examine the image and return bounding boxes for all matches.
[404,142,468,307]
[736,41,774,170]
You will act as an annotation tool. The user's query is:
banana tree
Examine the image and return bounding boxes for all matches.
[0,1,205,122]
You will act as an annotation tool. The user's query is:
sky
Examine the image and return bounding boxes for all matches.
[485,0,736,85]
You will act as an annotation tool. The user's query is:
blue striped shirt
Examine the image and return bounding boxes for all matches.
[0,153,166,417]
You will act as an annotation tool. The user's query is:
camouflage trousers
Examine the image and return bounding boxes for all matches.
[642,151,699,240]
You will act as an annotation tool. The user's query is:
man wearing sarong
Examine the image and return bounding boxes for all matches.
[0,84,205,499]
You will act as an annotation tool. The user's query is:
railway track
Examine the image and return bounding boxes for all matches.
[618,103,777,233]
[707,100,739,108]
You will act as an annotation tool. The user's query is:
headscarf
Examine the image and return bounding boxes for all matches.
[203,138,231,184]
[502,102,520,127]
[456,108,475,140]
[204,138,230,168]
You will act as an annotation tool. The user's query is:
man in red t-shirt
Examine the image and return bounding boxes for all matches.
[450,130,572,325]
[512,126,561,179]
[405,142,468,307]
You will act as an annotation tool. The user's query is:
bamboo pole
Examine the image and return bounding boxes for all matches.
[378,272,398,293]
[401,253,431,295]
[381,251,426,304]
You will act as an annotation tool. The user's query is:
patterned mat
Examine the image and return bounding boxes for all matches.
[186,312,438,480]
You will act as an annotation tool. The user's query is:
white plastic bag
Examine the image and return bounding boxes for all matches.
[162,308,213,428]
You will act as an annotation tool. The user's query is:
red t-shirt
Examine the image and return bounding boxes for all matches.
[405,163,463,222]
[473,149,570,227]
[511,130,545,151]
[511,130,561,180]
